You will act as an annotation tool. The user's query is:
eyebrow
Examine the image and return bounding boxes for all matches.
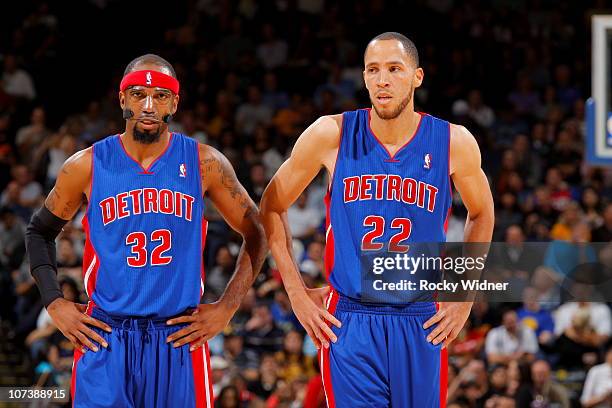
[128,86,172,93]
[366,61,407,67]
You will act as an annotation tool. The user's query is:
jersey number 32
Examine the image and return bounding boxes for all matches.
[125,229,173,267]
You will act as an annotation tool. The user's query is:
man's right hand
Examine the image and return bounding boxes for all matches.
[288,286,341,350]
[47,298,112,353]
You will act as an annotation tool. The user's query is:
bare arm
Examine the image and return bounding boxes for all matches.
[260,115,342,349]
[45,148,92,220]
[200,144,267,311]
[424,125,494,348]
[449,124,495,243]
[166,145,267,350]
[261,115,341,294]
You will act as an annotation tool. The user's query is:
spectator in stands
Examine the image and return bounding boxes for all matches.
[15,106,49,164]
[287,191,322,242]
[1,54,36,101]
[530,266,561,310]
[1,164,43,213]
[582,187,604,229]
[299,241,324,282]
[592,203,612,242]
[275,330,315,382]
[554,307,601,370]
[243,302,285,355]
[270,290,300,332]
[255,24,288,70]
[223,330,259,381]
[253,126,283,180]
[25,277,78,361]
[511,134,542,188]
[509,75,541,117]
[580,346,612,408]
[244,161,268,203]
[554,302,611,348]
[452,89,495,129]
[488,225,541,284]
[550,201,582,241]
[215,385,241,408]
[481,364,511,401]
[261,72,289,111]
[56,237,80,269]
[247,353,280,401]
[545,167,572,213]
[486,309,539,365]
[32,130,78,190]
[517,286,555,348]
[0,207,25,269]
[77,101,106,144]
[236,86,273,136]
[515,360,570,408]
[447,360,489,405]
[544,221,597,277]
[206,246,237,300]
[211,356,231,398]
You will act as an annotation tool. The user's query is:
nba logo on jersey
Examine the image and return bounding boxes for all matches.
[146,72,152,85]
[179,163,186,178]
[424,153,432,169]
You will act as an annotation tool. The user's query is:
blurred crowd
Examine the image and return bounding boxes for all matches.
[0,0,611,407]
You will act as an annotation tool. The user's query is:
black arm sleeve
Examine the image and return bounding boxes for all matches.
[25,206,68,307]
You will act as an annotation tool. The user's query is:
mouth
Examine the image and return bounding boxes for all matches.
[376,94,393,105]
[138,118,160,130]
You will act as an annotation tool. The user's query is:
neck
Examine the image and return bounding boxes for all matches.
[369,105,421,148]
[121,127,171,163]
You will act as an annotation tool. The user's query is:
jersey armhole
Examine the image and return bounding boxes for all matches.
[196,140,206,213]
[327,113,345,195]
[84,143,95,215]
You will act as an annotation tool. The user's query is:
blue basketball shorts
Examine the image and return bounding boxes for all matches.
[320,290,448,408]
[71,303,214,408]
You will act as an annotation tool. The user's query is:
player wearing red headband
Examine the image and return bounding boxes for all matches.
[25,54,266,407]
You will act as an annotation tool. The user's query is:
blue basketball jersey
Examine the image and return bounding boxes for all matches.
[82,133,205,318]
[325,109,452,302]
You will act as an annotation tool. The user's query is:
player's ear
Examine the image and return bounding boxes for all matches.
[363,69,370,91]
[119,91,125,110]
[172,93,179,114]
[413,67,424,88]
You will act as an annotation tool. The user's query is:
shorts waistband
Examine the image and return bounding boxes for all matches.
[335,294,437,316]
[91,307,191,330]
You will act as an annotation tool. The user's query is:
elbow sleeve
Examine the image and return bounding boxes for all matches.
[25,206,68,307]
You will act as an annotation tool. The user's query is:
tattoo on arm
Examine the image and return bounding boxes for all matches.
[200,148,267,309]
[200,152,256,218]
[46,188,79,219]
[45,160,86,219]
[46,190,59,213]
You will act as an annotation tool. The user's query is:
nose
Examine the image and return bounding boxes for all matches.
[376,70,390,88]
[142,95,154,111]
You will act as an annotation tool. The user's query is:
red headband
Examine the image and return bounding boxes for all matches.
[120,70,180,94]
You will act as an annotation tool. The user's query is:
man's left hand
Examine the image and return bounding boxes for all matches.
[166,302,235,351]
[423,302,473,348]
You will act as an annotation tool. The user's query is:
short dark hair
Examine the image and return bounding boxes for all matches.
[123,54,176,78]
[366,32,419,67]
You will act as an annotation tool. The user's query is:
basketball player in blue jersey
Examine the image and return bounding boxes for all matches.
[25,54,266,407]
[261,32,494,407]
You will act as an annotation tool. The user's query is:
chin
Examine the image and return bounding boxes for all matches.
[373,105,400,120]
[133,126,162,144]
